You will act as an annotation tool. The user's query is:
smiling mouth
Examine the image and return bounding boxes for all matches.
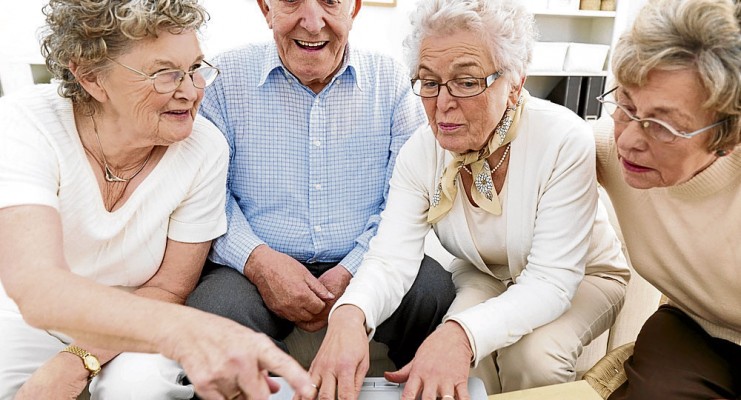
[295,40,328,50]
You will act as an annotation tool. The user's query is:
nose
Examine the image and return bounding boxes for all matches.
[615,119,649,154]
[174,73,199,101]
[435,84,457,111]
[299,0,327,34]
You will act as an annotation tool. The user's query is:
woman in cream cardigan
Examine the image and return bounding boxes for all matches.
[305,0,630,398]
[595,0,741,398]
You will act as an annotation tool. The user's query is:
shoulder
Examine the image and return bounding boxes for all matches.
[397,125,441,172]
[522,96,594,150]
[0,84,64,117]
[348,46,411,82]
[181,115,230,162]
[213,41,270,64]
[0,84,73,142]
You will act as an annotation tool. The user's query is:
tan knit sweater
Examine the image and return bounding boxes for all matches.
[594,117,741,345]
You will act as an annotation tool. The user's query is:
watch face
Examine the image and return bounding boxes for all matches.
[83,355,101,371]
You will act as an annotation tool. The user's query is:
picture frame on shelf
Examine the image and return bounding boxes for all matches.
[362,0,396,7]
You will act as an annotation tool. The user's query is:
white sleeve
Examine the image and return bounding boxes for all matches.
[331,127,436,336]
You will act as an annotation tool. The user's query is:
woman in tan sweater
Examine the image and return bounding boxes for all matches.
[594,0,741,398]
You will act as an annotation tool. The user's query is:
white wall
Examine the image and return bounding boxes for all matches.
[0,0,645,95]
[199,0,418,63]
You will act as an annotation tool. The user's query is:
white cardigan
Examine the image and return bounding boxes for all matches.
[335,97,629,364]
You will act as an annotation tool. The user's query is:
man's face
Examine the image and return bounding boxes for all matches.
[265,0,355,93]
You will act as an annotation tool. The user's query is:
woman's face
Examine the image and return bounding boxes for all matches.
[417,30,517,154]
[613,69,719,188]
[98,30,205,146]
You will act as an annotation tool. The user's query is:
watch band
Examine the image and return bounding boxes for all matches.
[61,345,101,380]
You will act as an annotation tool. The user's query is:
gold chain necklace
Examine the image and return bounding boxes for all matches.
[89,116,152,183]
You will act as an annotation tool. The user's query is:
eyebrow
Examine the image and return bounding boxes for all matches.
[418,61,486,78]
[148,55,206,70]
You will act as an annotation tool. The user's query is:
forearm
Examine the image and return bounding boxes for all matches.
[17,268,199,356]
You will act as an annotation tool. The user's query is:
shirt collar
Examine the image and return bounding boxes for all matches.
[257,43,365,92]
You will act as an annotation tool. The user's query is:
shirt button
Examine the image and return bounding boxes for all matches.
[314,184,322,190]
[314,225,322,232]
[313,140,321,147]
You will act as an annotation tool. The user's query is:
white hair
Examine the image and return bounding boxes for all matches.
[403,0,537,87]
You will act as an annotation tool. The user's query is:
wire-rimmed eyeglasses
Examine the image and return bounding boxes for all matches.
[411,72,502,98]
[107,57,220,94]
[596,86,727,143]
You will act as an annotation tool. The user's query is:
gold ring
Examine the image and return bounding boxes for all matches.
[228,391,242,400]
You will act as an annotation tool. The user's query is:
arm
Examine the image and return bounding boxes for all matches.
[198,68,331,325]
[448,121,598,365]
[306,129,435,400]
[1,205,315,400]
[17,239,211,398]
[199,80,266,273]
[337,66,428,276]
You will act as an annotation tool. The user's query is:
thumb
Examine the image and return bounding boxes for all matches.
[383,362,412,383]
[305,275,335,301]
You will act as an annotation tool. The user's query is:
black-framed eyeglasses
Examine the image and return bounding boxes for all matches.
[411,72,502,99]
[107,57,220,94]
[596,86,727,143]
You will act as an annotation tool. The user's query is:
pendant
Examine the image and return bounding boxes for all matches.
[473,163,494,201]
[431,182,442,207]
[104,165,128,182]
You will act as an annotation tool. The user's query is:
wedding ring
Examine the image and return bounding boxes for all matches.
[229,391,243,400]
[441,395,455,400]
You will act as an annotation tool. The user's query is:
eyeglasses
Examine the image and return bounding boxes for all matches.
[107,58,220,94]
[596,86,727,143]
[411,72,502,99]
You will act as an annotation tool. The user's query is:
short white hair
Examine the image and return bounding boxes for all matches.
[403,0,537,87]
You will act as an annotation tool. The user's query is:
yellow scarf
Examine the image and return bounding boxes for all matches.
[428,92,527,223]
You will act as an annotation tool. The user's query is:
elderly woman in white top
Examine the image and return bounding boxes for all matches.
[305,0,630,397]
[0,1,314,399]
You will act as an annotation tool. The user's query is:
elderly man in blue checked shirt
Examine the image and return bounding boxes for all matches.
[186,0,455,371]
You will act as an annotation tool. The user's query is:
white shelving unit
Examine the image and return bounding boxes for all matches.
[523,2,632,98]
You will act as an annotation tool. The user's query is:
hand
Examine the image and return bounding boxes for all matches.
[385,322,473,400]
[296,265,352,332]
[15,352,89,400]
[301,305,370,400]
[245,245,334,323]
[166,312,317,400]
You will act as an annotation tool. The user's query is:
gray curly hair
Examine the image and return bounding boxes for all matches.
[40,0,208,108]
[612,0,741,151]
[403,0,537,88]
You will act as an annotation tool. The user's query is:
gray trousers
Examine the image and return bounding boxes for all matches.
[186,256,455,368]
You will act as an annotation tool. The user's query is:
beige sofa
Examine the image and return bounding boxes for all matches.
[285,188,662,393]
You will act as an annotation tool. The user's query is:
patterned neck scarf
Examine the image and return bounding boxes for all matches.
[428,91,527,223]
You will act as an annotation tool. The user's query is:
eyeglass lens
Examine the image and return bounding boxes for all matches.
[153,67,219,93]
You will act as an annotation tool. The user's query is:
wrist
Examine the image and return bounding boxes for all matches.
[244,244,268,280]
[58,347,100,381]
[331,305,368,331]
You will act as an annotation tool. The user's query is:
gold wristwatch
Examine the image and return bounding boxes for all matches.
[61,345,101,380]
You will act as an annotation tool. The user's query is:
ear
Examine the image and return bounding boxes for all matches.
[257,0,269,16]
[69,61,108,104]
[508,76,526,107]
[351,0,362,19]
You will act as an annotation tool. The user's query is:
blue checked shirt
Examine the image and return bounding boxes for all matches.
[201,42,427,275]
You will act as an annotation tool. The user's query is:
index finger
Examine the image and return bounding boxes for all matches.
[258,343,315,399]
